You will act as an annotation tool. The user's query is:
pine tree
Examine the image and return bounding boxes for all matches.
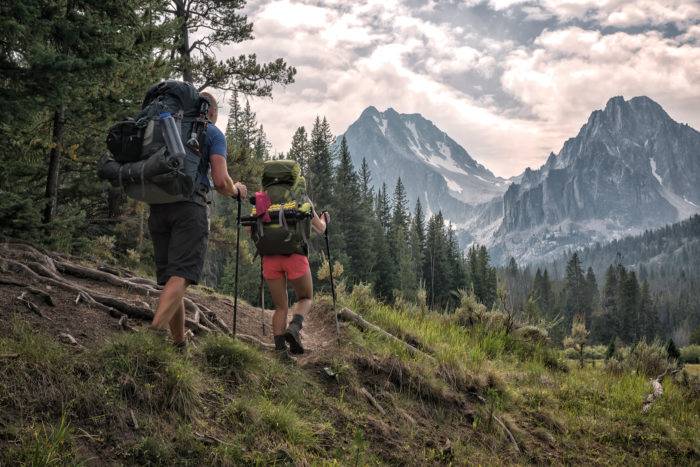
[288,127,311,176]
[391,178,410,230]
[308,116,334,209]
[410,199,426,284]
[225,91,242,140]
[160,0,295,92]
[375,184,391,233]
[564,314,590,368]
[564,253,590,327]
[359,158,374,205]
[253,125,271,160]
[639,280,658,341]
[387,178,416,300]
[424,213,449,308]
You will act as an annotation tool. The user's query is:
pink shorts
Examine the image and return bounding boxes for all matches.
[262,254,310,280]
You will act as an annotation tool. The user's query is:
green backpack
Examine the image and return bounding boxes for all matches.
[249,160,313,256]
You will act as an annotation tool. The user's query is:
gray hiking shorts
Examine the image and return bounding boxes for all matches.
[148,201,209,286]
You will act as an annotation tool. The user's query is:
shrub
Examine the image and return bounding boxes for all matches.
[606,340,675,378]
[452,290,488,327]
[680,345,700,364]
[348,283,376,312]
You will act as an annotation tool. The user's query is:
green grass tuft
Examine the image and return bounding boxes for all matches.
[100,331,202,417]
[199,333,261,380]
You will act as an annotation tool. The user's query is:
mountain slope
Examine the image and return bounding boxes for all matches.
[1,241,698,464]
[487,96,700,264]
[337,106,508,221]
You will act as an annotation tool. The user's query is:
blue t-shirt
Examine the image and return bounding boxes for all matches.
[199,124,227,188]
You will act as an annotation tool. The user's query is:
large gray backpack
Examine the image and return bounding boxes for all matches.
[97,80,211,204]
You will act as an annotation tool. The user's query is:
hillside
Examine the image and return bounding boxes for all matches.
[542,215,700,281]
[1,241,698,465]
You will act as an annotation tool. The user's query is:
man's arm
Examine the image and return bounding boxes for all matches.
[210,154,246,198]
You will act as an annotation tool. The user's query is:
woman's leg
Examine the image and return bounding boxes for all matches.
[284,270,313,354]
[266,276,289,346]
[289,270,313,317]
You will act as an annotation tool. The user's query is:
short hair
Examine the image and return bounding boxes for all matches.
[200,91,217,109]
[200,91,218,122]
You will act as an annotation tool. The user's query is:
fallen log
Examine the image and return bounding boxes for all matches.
[337,307,435,361]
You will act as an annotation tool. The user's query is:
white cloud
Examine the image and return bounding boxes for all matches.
[501,26,700,145]
[489,0,700,29]
[212,0,700,178]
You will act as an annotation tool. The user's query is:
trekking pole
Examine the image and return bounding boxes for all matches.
[232,195,242,337]
[322,212,340,343]
[259,257,266,336]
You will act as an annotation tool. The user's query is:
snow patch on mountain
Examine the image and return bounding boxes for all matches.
[405,120,420,145]
[373,115,388,136]
[649,158,663,186]
[444,176,463,194]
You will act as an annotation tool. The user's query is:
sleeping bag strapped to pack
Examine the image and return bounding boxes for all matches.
[97,80,210,205]
[247,160,313,256]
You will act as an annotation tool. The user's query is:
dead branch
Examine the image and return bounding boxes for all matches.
[130,409,140,431]
[237,333,275,350]
[0,276,55,305]
[58,333,79,346]
[359,387,386,416]
[642,370,673,414]
[118,315,137,332]
[338,307,436,362]
[16,292,45,318]
[492,415,521,453]
[0,353,19,359]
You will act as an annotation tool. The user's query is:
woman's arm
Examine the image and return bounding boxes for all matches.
[311,210,329,234]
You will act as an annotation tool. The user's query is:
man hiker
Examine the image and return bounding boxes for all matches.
[149,91,247,348]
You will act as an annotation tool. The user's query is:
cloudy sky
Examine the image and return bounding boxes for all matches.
[217,0,700,177]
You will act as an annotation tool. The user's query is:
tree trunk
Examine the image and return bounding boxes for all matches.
[43,105,66,224]
[175,1,193,83]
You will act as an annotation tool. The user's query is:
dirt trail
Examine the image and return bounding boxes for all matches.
[0,241,339,363]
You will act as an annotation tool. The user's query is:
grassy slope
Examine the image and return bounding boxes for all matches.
[1,290,698,465]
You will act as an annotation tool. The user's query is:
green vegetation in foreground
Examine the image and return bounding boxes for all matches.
[1,290,699,465]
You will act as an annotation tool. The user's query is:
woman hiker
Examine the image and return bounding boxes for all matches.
[263,209,329,359]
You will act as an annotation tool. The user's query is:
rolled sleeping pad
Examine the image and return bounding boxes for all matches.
[97,148,183,184]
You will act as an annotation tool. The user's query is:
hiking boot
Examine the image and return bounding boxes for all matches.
[284,314,304,355]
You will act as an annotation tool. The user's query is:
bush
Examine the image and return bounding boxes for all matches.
[563,345,607,361]
[680,345,700,364]
[606,340,676,378]
[452,291,488,327]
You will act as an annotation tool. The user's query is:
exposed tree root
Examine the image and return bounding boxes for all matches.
[0,242,224,337]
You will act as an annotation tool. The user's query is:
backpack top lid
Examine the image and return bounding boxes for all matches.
[141,80,203,118]
[262,160,301,188]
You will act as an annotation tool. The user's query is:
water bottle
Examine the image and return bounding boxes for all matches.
[159,112,186,168]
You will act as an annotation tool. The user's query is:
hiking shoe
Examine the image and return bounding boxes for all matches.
[284,314,304,355]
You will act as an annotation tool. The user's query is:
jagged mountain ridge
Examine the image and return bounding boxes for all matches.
[336,106,508,221]
[488,95,700,264]
[334,97,699,266]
